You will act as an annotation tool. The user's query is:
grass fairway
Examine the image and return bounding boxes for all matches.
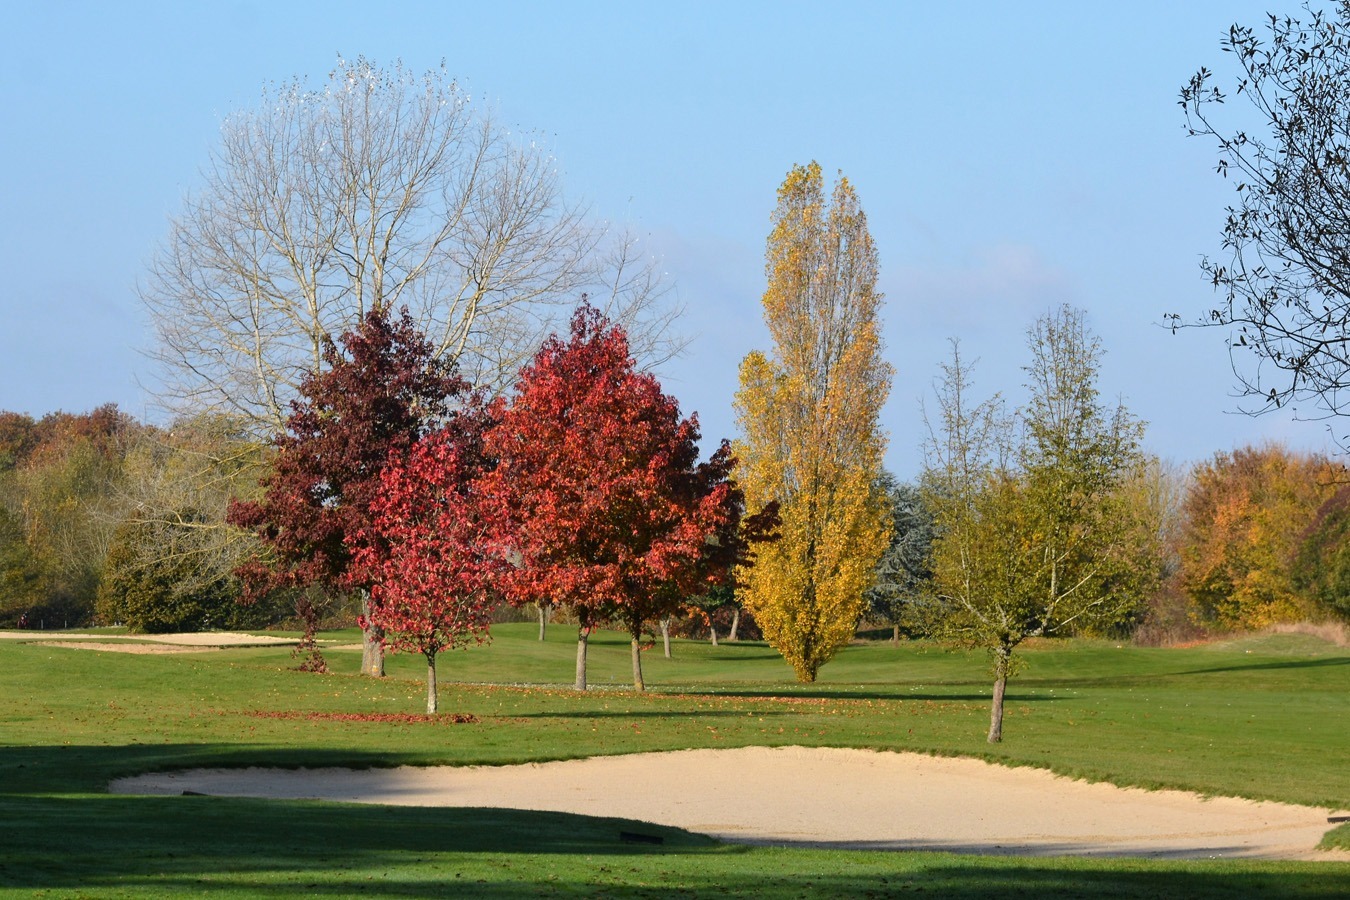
[1,623,1347,897]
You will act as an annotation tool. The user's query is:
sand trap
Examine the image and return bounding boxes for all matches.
[110,746,1349,859]
[0,631,300,652]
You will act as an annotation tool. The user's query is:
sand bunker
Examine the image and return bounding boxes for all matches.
[0,631,300,653]
[110,746,1348,859]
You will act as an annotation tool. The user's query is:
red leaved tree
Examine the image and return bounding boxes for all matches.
[484,303,736,691]
[226,306,464,673]
[353,412,501,713]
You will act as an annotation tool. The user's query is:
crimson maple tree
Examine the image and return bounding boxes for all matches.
[484,303,736,691]
[353,413,501,713]
[226,306,464,673]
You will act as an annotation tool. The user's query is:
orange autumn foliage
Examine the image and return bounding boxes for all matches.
[1179,444,1345,629]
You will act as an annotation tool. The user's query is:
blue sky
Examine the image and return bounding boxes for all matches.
[0,0,1327,478]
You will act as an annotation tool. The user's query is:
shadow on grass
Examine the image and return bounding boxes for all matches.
[514,708,788,720]
[1173,656,1350,677]
[0,743,434,796]
[691,688,1060,704]
[1030,655,1350,691]
[2,794,1347,898]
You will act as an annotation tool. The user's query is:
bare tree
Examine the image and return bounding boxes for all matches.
[1175,4,1350,442]
[115,414,270,602]
[143,56,679,434]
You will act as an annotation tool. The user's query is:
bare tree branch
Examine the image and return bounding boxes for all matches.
[142,57,678,434]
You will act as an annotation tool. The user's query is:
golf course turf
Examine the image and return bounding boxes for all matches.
[1,623,1347,897]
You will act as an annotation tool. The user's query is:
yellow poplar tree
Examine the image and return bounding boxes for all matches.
[733,162,892,682]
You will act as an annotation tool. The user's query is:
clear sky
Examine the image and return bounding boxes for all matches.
[0,0,1330,479]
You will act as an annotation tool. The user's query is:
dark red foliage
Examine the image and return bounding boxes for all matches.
[226,306,467,618]
[695,450,781,589]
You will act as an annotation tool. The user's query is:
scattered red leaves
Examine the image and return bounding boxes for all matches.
[241,710,478,724]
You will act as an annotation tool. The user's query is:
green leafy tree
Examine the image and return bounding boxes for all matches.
[3,406,139,625]
[0,505,45,626]
[866,473,936,644]
[925,307,1154,742]
[97,514,243,633]
[114,415,273,618]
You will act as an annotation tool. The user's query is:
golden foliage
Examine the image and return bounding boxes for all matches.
[1179,443,1344,628]
[733,162,892,682]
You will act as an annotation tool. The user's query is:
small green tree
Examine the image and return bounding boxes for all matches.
[97,515,243,633]
[0,505,45,626]
[924,307,1155,742]
[866,473,936,644]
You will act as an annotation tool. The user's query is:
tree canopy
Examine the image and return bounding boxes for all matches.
[924,307,1156,742]
[733,161,892,683]
[227,305,465,672]
[1181,443,1343,629]
[355,413,501,713]
[484,303,735,691]
[143,56,677,434]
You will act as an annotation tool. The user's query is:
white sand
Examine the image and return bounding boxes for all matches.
[0,631,301,652]
[0,630,298,645]
[109,746,1349,859]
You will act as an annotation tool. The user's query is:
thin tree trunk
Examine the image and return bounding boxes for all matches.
[728,607,740,642]
[537,602,550,641]
[631,636,645,692]
[574,626,589,691]
[988,646,1010,743]
[293,593,327,673]
[660,616,671,658]
[709,624,718,647]
[360,591,384,677]
[892,624,900,647]
[426,652,438,715]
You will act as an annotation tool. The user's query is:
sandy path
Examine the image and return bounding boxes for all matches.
[110,746,1349,859]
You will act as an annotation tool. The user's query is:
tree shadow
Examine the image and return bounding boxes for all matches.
[1173,656,1350,677]
[514,708,777,720]
[1,792,1345,897]
[692,688,1063,704]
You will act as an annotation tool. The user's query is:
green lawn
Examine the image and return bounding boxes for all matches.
[1,623,1347,897]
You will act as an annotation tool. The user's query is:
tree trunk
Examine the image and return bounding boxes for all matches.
[660,616,671,658]
[360,592,385,677]
[709,624,718,647]
[631,636,645,692]
[892,624,900,647]
[426,652,438,715]
[293,593,327,673]
[574,626,589,691]
[728,607,740,642]
[537,602,550,641]
[988,646,1011,743]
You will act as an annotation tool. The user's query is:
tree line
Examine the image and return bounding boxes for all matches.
[0,406,282,632]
